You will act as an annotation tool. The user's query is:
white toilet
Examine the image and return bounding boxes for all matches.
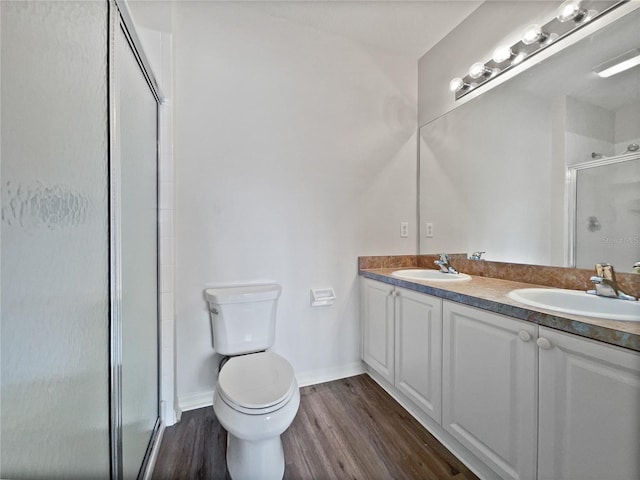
[205,283,300,480]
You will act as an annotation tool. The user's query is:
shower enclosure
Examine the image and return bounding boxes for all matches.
[569,153,640,272]
[1,1,163,478]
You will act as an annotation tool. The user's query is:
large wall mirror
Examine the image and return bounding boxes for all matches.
[419,5,640,273]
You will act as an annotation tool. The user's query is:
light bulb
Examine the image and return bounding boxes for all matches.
[469,62,490,79]
[512,52,527,65]
[449,78,467,93]
[492,45,514,64]
[522,24,547,45]
[557,0,585,23]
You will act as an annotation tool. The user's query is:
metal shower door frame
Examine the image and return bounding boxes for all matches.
[108,1,165,478]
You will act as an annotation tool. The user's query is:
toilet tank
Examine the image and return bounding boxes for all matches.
[205,283,282,355]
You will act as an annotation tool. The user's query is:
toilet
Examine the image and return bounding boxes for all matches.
[205,283,300,480]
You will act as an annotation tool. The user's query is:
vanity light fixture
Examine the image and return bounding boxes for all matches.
[521,24,549,45]
[449,77,469,93]
[594,48,640,78]
[469,62,494,79]
[556,0,588,23]
[492,45,515,64]
[448,0,625,101]
[511,52,527,66]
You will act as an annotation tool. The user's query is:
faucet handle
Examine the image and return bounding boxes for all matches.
[438,253,450,262]
[596,263,615,281]
[470,251,485,260]
[595,263,605,277]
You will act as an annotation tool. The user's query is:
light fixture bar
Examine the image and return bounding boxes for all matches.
[450,0,626,101]
[594,48,640,77]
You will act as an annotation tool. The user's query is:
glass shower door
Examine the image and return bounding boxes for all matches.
[114,22,160,479]
[1,1,111,477]
[2,2,162,477]
[574,157,640,272]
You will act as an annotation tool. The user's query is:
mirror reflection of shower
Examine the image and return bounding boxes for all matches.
[587,216,601,232]
[573,154,640,273]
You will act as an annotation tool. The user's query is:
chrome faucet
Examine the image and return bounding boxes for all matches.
[434,253,458,274]
[469,251,485,261]
[587,263,637,301]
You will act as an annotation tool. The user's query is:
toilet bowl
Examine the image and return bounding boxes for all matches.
[213,350,300,480]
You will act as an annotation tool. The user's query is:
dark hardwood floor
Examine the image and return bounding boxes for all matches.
[152,374,478,480]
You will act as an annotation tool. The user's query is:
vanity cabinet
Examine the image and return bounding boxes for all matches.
[360,276,640,480]
[442,301,538,480]
[361,278,442,422]
[395,287,442,422]
[361,278,395,384]
[537,326,640,480]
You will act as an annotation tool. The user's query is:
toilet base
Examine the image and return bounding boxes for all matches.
[226,433,284,480]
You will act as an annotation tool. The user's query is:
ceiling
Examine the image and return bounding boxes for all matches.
[238,1,483,58]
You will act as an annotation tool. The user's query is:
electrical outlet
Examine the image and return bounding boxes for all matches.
[425,223,434,238]
[400,222,409,238]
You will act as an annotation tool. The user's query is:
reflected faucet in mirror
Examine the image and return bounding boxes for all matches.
[587,263,638,301]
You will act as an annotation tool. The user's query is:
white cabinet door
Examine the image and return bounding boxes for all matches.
[442,301,538,480]
[361,278,395,384]
[538,327,640,480]
[395,287,443,422]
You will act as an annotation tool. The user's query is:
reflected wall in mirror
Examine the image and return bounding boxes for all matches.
[419,6,640,272]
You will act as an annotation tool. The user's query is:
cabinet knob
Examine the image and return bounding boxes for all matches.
[392,290,399,297]
[518,330,531,342]
[536,337,552,350]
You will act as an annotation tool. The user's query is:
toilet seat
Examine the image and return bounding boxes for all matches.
[217,351,296,415]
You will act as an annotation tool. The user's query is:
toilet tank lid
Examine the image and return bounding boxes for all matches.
[205,283,282,305]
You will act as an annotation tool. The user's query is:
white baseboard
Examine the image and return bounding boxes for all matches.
[296,361,366,388]
[178,389,215,412]
[177,361,366,412]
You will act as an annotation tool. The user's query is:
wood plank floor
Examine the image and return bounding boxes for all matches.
[152,374,478,480]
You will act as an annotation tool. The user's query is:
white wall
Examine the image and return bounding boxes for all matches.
[566,96,615,166]
[172,2,417,407]
[615,101,640,153]
[564,97,640,165]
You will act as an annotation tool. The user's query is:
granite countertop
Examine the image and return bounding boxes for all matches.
[360,267,640,353]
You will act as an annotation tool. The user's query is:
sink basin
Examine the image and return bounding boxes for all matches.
[392,269,471,282]
[508,288,640,322]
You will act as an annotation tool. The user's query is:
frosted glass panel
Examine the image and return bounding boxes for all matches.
[1,1,110,478]
[118,27,160,478]
[575,158,640,272]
